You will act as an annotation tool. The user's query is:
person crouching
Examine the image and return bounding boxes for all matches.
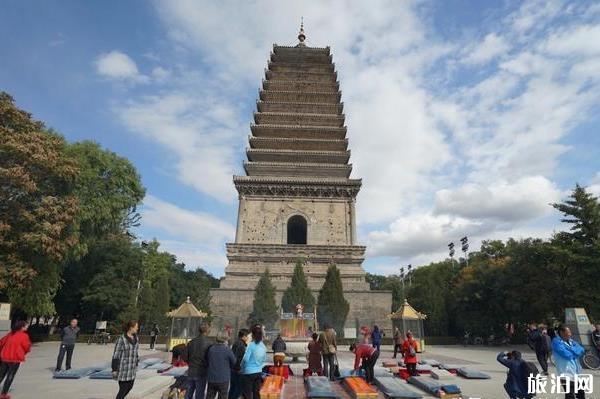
[349,342,379,384]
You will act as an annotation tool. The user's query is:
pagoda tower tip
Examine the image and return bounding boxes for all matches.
[297,17,306,46]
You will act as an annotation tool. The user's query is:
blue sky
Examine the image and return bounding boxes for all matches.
[2,0,599,276]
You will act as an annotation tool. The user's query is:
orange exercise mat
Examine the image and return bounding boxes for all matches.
[343,376,378,399]
[260,375,285,399]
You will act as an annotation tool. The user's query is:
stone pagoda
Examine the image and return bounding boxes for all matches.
[210,24,392,333]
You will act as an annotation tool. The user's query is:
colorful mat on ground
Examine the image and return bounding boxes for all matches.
[407,377,442,396]
[374,376,423,399]
[343,376,378,399]
[382,361,400,367]
[457,367,491,379]
[260,375,284,399]
[430,369,454,380]
[420,359,440,367]
[138,357,163,368]
[305,376,338,398]
[89,368,114,379]
[161,366,188,376]
[53,367,102,379]
[407,377,462,398]
[263,365,293,380]
[439,364,465,372]
[145,361,171,370]
[416,364,433,373]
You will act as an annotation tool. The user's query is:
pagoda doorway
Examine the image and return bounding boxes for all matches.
[287,215,307,244]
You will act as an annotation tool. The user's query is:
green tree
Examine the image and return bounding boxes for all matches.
[137,240,172,329]
[67,141,145,245]
[55,142,146,322]
[281,260,315,312]
[79,235,144,323]
[248,269,279,328]
[0,92,79,315]
[169,263,219,313]
[317,264,349,335]
[552,184,600,246]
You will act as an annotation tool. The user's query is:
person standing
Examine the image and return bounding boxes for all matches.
[371,325,383,352]
[553,325,586,399]
[350,342,379,384]
[240,325,267,399]
[591,324,600,355]
[497,351,530,399]
[528,324,549,374]
[318,325,337,381]
[392,328,402,359]
[229,329,250,399]
[307,333,322,375]
[111,321,140,399]
[55,318,79,372]
[185,323,213,399]
[206,331,236,399]
[0,321,31,399]
[271,334,286,367]
[401,332,419,376]
[149,324,159,351]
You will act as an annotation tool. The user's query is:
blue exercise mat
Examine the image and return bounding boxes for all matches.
[161,366,188,376]
[457,367,491,379]
[420,359,440,367]
[306,376,338,398]
[138,357,164,368]
[145,362,171,370]
[53,367,98,379]
[407,376,442,396]
[89,368,114,379]
[375,376,423,399]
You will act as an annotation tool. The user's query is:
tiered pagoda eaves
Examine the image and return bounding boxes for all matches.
[210,25,392,332]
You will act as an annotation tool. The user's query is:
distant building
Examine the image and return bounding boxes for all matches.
[210,25,392,333]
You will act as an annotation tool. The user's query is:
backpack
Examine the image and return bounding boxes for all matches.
[521,361,539,390]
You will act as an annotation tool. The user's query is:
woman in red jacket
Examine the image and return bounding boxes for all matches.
[0,320,31,399]
[401,332,419,376]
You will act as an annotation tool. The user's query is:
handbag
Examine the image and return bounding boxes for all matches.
[322,332,336,354]
[333,354,341,378]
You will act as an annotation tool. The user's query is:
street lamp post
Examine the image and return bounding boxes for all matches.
[400,267,405,292]
[407,264,412,286]
[460,236,469,267]
[448,242,456,266]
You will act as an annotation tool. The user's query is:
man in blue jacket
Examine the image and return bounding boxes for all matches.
[497,351,531,399]
[552,325,586,399]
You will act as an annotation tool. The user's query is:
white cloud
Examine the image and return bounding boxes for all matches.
[95,50,148,82]
[140,195,234,274]
[463,33,510,65]
[143,195,234,244]
[543,24,600,56]
[151,66,170,81]
[434,176,561,221]
[108,0,600,274]
[118,94,242,202]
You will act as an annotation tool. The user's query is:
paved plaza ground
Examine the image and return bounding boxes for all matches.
[8,342,600,399]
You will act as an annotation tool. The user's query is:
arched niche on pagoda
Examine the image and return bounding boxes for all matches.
[287,215,308,244]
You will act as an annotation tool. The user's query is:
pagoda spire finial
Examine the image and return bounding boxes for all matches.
[297,17,306,46]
